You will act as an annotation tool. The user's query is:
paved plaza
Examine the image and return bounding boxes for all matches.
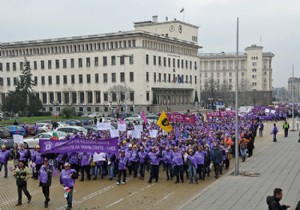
[181,126,300,210]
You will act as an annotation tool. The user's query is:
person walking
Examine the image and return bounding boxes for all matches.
[272,124,279,142]
[148,147,161,183]
[266,188,290,210]
[13,161,32,206]
[60,162,78,210]
[0,145,11,178]
[282,120,290,137]
[172,146,184,183]
[210,142,222,179]
[39,158,56,208]
[239,135,250,162]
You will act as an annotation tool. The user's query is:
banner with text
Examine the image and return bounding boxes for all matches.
[167,112,196,124]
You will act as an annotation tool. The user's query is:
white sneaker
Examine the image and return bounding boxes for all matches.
[121,181,125,184]
[116,182,120,185]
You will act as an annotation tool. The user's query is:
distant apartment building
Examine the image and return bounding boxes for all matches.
[288,77,300,102]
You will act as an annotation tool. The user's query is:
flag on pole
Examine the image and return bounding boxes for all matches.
[180,7,184,13]
[119,118,125,124]
[141,111,148,124]
[157,111,172,133]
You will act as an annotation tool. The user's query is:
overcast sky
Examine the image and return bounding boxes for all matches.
[1,0,299,88]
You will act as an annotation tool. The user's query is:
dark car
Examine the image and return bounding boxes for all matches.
[0,126,11,138]
[6,125,27,137]
[0,138,14,150]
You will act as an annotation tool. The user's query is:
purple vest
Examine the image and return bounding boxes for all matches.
[129,150,138,162]
[34,152,44,165]
[60,169,76,188]
[172,151,183,166]
[162,150,172,164]
[187,155,197,167]
[194,151,205,165]
[80,153,91,166]
[0,150,10,163]
[118,156,128,170]
[39,164,54,184]
[138,151,147,164]
[148,151,159,165]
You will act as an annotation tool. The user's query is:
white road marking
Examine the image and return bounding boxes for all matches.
[154,192,175,206]
[105,184,153,209]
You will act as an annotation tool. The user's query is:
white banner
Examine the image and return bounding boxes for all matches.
[110,129,119,138]
[127,130,141,139]
[149,130,158,138]
[134,125,143,133]
[97,122,111,131]
[118,123,127,132]
[13,134,24,144]
[93,152,106,162]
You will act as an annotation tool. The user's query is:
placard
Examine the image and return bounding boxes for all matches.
[110,129,119,138]
[13,134,24,144]
[97,122,111,131]
[149,130,158,138]
[118,123,127,131]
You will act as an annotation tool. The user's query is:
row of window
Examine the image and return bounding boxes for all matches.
[0,55,134,72]
[146,54,198,70]
[0,39,136,57]
[200,72,245,78]
[4,72,135,86]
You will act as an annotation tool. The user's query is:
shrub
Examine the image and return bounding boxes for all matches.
[61,107,74,118]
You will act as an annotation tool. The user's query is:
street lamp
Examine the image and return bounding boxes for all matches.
[52,100,60,119]
[208,98,213,110]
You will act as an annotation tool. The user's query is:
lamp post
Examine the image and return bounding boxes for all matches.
[208,98,213,110]
[292,65,295,131]
[52,100,60,119]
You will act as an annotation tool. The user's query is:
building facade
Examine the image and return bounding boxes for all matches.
[0,16,201,114]
[199,45,274,106]
[288,77,300,102]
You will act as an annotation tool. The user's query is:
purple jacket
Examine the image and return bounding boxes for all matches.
[69,152,79,165]
[187,155,197,167]
[0,150,10,163]
[194,151,205,165]
[118,156,128,170]
[129,150,138,162]
[33,151,44,165]
[138,151,147,164]
[79,152,91,166]
[148,151,160,165]
[60,169,77,188]
[172,151,184,166]
[39,164,55,185]
[18,149,30,162]
[162,150,172,164]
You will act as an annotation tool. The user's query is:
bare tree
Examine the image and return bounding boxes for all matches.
[107,85,133,111]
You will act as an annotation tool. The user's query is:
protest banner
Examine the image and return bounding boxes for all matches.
[13,134,24,144]
[97,122,111,131]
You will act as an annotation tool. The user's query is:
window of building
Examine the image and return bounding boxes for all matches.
[0,63,2,71]
[96,91,101,103]
[103,56,107,66]
[72,92,77,104]
[129,56,134,64]
[94,57,98,67]
[252,82,257,86]
[158,56,161,66]
[57,92,62,103]
[55,59,59,69]
[195,76,197,84]
[71,75,75,84]
[154,72,156,82]
[41,61,45,70]
[87,91,93,103]
[252,62,257,67]
[158,73,161,82]
[146,92,150,101]
[130,92,134,101]
[95,74,99,83]
[78,58,82,68]
[229,72,232,77]
[177,59,180,68]
[86,57,90,67]
[47,76,52,85]
[63,75,67,84]
[63,59,67,68]
[111,56,116,65]
[6,63,10,71]
[120,72,125,82]
[41,76,45,85]
[153,56,156,65]
[194,61,198,70]
[71,59,74,68]
[241,72,245,77]
[103,93,108,102]
[33,77,37,85]
[163,73,166,82]
[64,92,69,104]
[112,93,117,102]
[120,56,125,65]
[146,72,149,82]
[79,92,84,104]
[79,75,83,83]
[112,73,116,82]
[19,62,23,70]
[252,68,257,72]
[7,78,10,86]
[190,75,192,83]
[252,75,257,79]
[103,73,108,83]
[87,74,91,83]
[12,62,16,71]
[56,75,60,84]
[146,54,149,65]
[48,60,52,69]
[130,72,134,82]
[168,58,171,67]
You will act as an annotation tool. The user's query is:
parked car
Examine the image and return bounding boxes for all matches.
[56,126,87,135]
[0,138,14,149]
[102,117,114,123]
[0,126,11,138]
[124,117,143,125]
[146,114,159,123]
[6,125,27,137]
[24,131,68,149]
[83,125,98,133]
[36,123,53,133]
[88,112,101,118]
[61,119,83,126]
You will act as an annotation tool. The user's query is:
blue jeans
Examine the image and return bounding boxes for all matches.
[188,165,197,183]
[108,164,115,179]
[66,188,73,208]
[240,148,247,161]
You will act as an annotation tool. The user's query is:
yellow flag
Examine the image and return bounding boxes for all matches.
[157,111,172,133]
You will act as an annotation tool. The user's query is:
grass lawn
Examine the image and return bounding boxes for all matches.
[0,116,90,126]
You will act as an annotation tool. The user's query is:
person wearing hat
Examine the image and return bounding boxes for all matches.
[129,145,139,178]
[39,158,56,208]
[0,145,10,178]
[147,147,161,184]
[172,146,184,183]
[32,145,44,179]
[60,162,78,210]
[162,146,173,180]
[13,161,32,206]
[187,149,198,184]
[138,147,147,180]
[18,144,31,167]
[125,144,133,176]
[194,146,206,181]
[116,150,128,185]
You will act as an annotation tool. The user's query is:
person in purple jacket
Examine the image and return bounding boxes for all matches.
[60,162,78,210]
[116,150,128,185]
[172,146,184,183]
[148,147,161,184]
[187,149,198,184]
[79,152,91,181]
[129,145,139,178]
[138,147,147,180]
[162,146,173,180]
[39,158,56,208]
[18,144,31,167]
[68,152,80,174]
[0,145,11,178]
[194,146,206,181]
[32,145,44,179]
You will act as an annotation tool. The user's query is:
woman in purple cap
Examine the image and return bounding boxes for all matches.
[39,158,56,208]
[60,162,78,210]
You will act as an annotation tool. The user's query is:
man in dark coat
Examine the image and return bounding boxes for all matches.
[266,188,290,210]
[210,142,222,179]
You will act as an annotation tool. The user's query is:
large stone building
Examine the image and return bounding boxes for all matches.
[0,16,275,114]
[288,77,300,102]
[199,45,274,106]
[0,16,201,114]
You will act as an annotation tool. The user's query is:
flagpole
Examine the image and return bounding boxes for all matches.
[234,17,239,176]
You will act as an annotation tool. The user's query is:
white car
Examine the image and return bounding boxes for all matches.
[36,123,53,133]
[102,117,114,123]
[24,131,67,149]
[146,115,158,123]
[56,126,87,135]
[124,117,144,125]
[88,112,101,118]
